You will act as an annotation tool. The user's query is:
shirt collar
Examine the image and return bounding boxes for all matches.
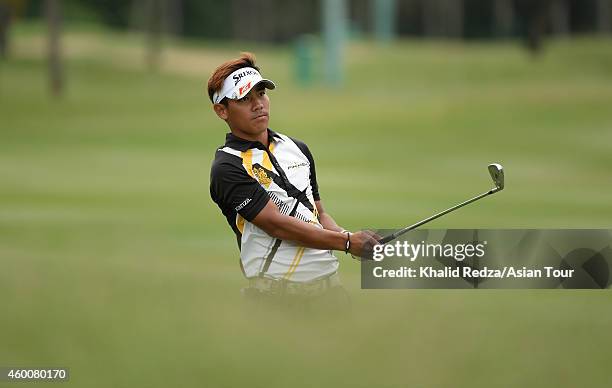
[224,128,283,151]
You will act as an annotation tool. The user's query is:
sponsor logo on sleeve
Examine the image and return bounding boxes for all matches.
[235,198,252,211]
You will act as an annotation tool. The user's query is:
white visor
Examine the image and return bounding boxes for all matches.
[212,67,276,104]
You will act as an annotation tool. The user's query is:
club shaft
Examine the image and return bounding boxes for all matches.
[379,187,499,244]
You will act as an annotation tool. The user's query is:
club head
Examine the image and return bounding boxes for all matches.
[488,163,504,191]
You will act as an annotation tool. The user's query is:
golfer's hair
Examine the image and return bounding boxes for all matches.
[207,52,260,104]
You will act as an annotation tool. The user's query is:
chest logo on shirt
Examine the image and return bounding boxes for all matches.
[253,166,272,188]
[287,162,309,170]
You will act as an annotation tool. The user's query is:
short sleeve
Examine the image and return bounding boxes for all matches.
[210,160,270,221]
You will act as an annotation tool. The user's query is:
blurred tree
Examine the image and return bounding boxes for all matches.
[129,0,144,30]
[549,0,570,35]
[493,0,514,37]
[395,0,421,36]
[421,0,436,36]
[422,0,464,38]
[0,2,10,58]
[130,0,185,69]
[350,0,369,36]
[373,0,397,42]
[447,0,465,37]
[228,0,318,43]
[277,0,315,42]
[165,0,182,35]
[231,0,262,41]
[46,0,63,96]
[322,0,346,86]
[596,0,611,33]
[515,0,551,54]
[12,0,610,43]
[0,0,26,58]
[83,0,131,27]
[146,0,162,70]
[181,0,231,39]
[464,0,494,38]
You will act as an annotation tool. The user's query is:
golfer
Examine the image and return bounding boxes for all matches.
[208,53,377,308]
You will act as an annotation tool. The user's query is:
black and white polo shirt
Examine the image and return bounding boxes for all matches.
[210,129,339,282]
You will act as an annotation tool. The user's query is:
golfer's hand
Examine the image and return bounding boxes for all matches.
[348,230,381,260]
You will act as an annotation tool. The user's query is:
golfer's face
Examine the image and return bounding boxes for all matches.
[226,85,270,137]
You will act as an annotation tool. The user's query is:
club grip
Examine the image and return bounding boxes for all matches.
[377,234,395,244]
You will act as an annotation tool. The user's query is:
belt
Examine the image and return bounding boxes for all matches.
[246,272,342,297]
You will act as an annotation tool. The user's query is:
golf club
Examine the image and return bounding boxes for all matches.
[377,163,505,244]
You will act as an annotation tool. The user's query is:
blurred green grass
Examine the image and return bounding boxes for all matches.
[1,24,611,387]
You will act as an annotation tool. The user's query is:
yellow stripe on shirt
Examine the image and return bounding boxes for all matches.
[283,246,306,281]
[241,149,254,178]
[236,214,245,234]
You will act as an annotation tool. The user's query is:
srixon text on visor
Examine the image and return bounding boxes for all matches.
[233,69,257,85]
